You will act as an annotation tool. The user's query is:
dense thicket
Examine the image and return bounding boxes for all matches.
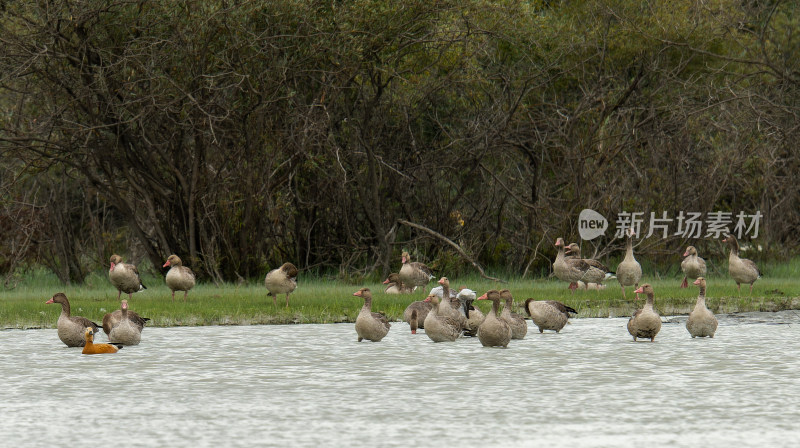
[1,0,798,284]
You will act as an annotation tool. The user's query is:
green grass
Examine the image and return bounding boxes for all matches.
[2,259,800,329]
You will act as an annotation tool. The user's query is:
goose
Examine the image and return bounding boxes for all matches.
[458,287,484,337]
[627,284,661,342]
[265,262,299,307]
[686,277,718,338]
[434,277,467,323]
[383,273,414,294]
[163,255,196,301]
[103,299,149,346]
[45,293,101,347]
[553,238,614,292]
[680,246,707,288]
[82,327,120,355]
[398,251,434,290]
[108,254,147,300]
[403,300,433,333]
[476,290,512,348]
[524,298,577,333]
[423,295,463,342]
[616,228,642,299]
[499,289,527,339]
[565,243,582,259]
[722,234,760,295]
[353,288,391,342]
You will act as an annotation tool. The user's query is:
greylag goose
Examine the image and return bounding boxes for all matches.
[163,255,196,301]
[353,288,391,342]
[398,251,434,290]
[553,238,614,292]
[680,246,707,288]
[383,273,414,294]
[499,289,527,339]
[565,243,582,259]
[403,300,433,333]
[627,284,661,342]
[616,228,642,299]
[476,290,512,348]
[82,327,120,354]
[686,277,717,338]
[458,287,484,337]
[103,299,149,345]
[434,277,467,323]
[524,298,577,333]
[265,262,299,307]
[423,295,463,342]
[722,234,761,295]
[45,293,101,347]
[108,254,147,300]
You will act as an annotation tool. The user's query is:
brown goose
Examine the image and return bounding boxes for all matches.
[265,262,299,307]
[554,238,614,292]
[398,251,434,290]
[434,277,467,325]
[403,300,433,333]
[103,299,149,345]
[686,277,717,338]
[565,243,582,259]
[353,288,391,342]
[616,228,642,299]
[722,234,760,295]
[423,295,463,342]
[458,287,484,337]
[108,254,147,300]
[45,293,101,347]
[627,284,661,342]
[163,255,196,301]
[476,290,512,348]
[499,289,527,339]
[383,273,414,294]
[680,246,707,288]
[524,298,576,333]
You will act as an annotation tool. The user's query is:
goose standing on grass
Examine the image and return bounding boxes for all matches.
[524,298,577,333]
[616,228,642,300]
[422,295,463,342]
[476,290,512,348]
[687,277,718,338]
[398,251,434,290]
[458,286,484,337]
[163,255,196,301]
[499,289,527,339]
[103,299,149,346]
[265,262,299,307]
[383,273,414,294]
[722,234,761,295]
[45,293,101,347]
[403,300,433,333]
[353,288,391,342]
[680,246,707,288]
[108,254,147,301]
[627,284,661,342]
[82,327,120,355]
[553,238,582,292]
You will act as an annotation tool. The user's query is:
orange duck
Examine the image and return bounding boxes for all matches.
[82,327,121,354]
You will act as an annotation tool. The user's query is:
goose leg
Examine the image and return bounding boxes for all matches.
[285,293,290,307]
[621,286,626,300]
[680,277,688,288]
[171,290,176,301]
[183,291,188,302]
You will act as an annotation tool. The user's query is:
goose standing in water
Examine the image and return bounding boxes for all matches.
[616,228,642,300]
[423,295,463,342]
[476,290,512,348]
[265,262,299,307]
[458,287,484,337]
[398,251,434,291]
[103,299,149,346]
[45,293,101,347]
[108,254,147,301]
[82,327,120,355]
[524,298,577,333]
[163,255,196,301]
[627,284,661,342]
[353,288,391,342]
[686,277,718,338]
[722,234,761,295]
[680,246,707,288]
[499,289,527,339]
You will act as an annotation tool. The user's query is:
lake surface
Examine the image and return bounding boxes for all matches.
[2,311,799,447]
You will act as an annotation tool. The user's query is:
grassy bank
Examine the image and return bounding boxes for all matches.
[2,260,800,329]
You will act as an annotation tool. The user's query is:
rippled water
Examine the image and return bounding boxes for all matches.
[2,312,800,447]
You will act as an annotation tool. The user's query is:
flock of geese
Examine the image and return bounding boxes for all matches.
[45,232,760,353]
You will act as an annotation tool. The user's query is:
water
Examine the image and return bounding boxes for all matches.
[2,312,800,447]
